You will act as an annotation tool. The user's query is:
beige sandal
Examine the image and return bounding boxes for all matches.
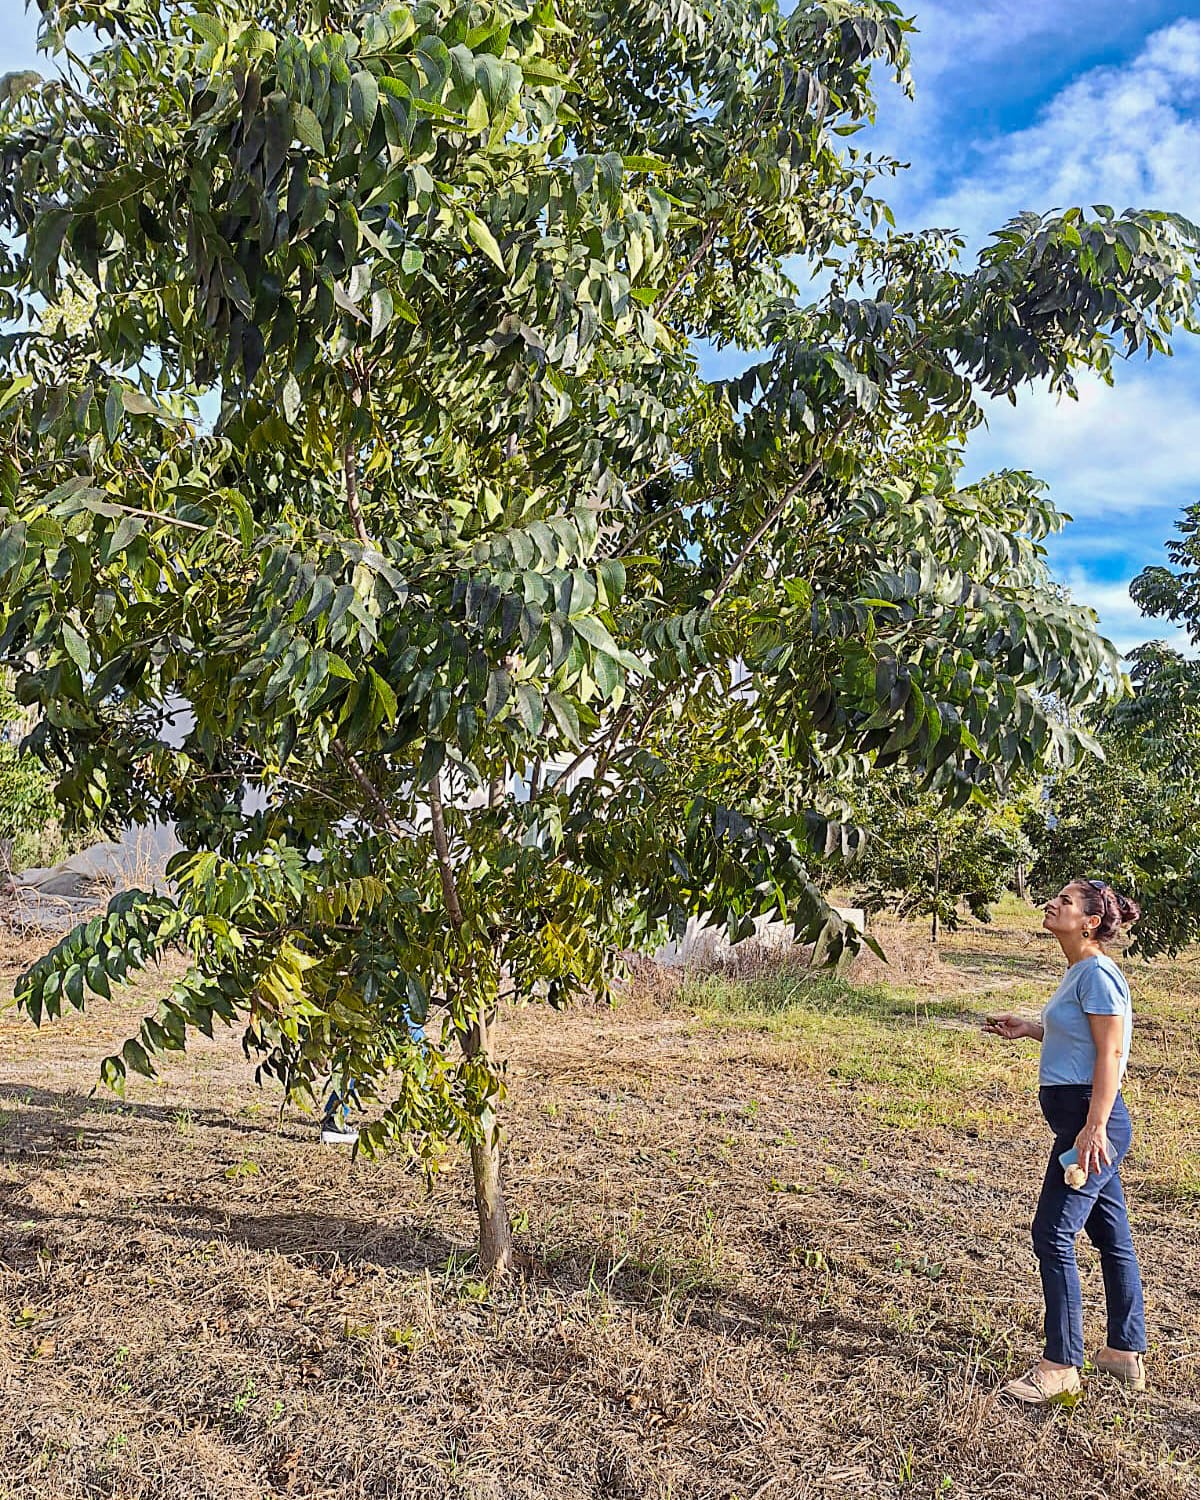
[1000,1364,1082,1405]
[1092,1349,1147,1391]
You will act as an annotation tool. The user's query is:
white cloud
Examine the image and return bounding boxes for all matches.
[909,2,1072,79]
[964,354,1200,519]
[924,19,1200,246]
[1057,568,1191,658]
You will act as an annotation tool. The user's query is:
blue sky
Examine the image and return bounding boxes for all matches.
[866,2,1200,652]
[3,1,1200,650]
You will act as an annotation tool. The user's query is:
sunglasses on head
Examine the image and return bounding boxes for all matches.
[1086,878,1108,891]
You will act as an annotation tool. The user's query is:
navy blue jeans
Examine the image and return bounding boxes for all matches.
[1032,1085,1147,1368]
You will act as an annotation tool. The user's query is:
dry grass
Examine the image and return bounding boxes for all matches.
[1,900,1199,1500]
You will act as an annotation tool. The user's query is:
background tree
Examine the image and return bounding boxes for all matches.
[3,0,1200,1273]
[0,674,56,874]
[1028,514,1200,957]
[844,769,1035,941]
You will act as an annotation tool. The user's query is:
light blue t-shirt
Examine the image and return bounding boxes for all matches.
[1039,953,1133,1086]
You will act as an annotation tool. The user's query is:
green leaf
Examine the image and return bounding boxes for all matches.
[350,70,380,136]
[569,614,618,654]
[294,104,325,153]
[333,281,369,322]
[100,1055,126,1096]
[187,12,225,46]
[370,288,393,340]
[122,1038,155,1078]
[121,388,165,418]
[370,669,398,723]
[520,59,570,87]
[466,214,505,272]
[0,522,26,580]
[593,652,621,697]
[417,738,446,786]
[547,691,581,745]
[282,373,302,425]
[103,382,123,444]
[110,515,145,552]
[61,623,90,673]
[485,667,510,720]
[32,206,70,284]
[465,89,489,133]
[63,963,85,1009]
[514,683,543,734]
[597,559,626,605]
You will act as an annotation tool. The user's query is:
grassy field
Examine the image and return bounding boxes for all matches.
[1,897,1198,1499]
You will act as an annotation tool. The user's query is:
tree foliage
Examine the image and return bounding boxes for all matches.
[846,770,1034,939]
[3,0,1200,1268]
[1030,511,1200,957]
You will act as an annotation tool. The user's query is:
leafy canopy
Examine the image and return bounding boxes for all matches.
[1029,512,1200,958]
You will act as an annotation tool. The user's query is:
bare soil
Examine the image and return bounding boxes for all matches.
[1,911,1198,1500]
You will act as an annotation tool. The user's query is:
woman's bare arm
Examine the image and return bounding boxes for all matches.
[1075,1013,1125,1177]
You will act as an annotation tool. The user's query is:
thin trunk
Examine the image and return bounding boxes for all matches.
[429,772,515,1277]
[461,1011,513,1277]
[931,833,941,945]
[344,384,369,547]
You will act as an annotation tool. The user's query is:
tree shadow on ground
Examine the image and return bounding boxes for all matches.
[149,1198,464,1274]
[0,1082,302,1156]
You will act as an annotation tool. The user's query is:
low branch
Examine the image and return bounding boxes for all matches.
[91,499,238,545]
[332,742,405,839]
[428,770,465,931]
[658,218,721,315]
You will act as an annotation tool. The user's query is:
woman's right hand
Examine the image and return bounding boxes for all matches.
[984,1012,1035,1040]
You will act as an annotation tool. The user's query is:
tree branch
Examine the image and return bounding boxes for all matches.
[332,742,405,839]
[707,425,847,612]
[552,417,854,790]
[658,218,721,315]
[428,770,465,931]
[343,438,369,548]
[343,381,370,547]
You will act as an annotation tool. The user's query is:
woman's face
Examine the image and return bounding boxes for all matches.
[1043,882,1100,941]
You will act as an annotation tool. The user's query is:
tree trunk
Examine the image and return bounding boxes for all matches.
[1015,861,1027,902]
[931,832,941,945]
[429,772,514,1276]
[469,1114,513,1278]
[460,1011,514,1278]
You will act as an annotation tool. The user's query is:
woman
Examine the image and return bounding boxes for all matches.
[985,878,1147,1404]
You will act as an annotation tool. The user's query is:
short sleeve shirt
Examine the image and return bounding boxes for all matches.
[1039,953,1132,1086]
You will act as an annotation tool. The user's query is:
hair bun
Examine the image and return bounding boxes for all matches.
[1114,891,1141,927]
[1080,880,1142,942]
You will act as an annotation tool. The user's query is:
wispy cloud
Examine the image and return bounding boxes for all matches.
[923,19,1200,245]
[1057,567,1191,658]
[965,350,1200,520]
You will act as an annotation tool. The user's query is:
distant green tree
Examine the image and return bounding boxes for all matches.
[0,675,56,872]
[1029,516,1200,956]
[846,771,1034,941]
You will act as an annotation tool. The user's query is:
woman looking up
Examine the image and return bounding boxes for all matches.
[985,878,1147,1405]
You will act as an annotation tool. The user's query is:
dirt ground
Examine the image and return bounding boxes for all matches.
[1,912,1198,1500]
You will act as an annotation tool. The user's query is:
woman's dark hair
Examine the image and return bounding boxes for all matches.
[1075,879,1141,942]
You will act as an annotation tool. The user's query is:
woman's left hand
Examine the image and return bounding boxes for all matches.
[1075,1121,1113,1179]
